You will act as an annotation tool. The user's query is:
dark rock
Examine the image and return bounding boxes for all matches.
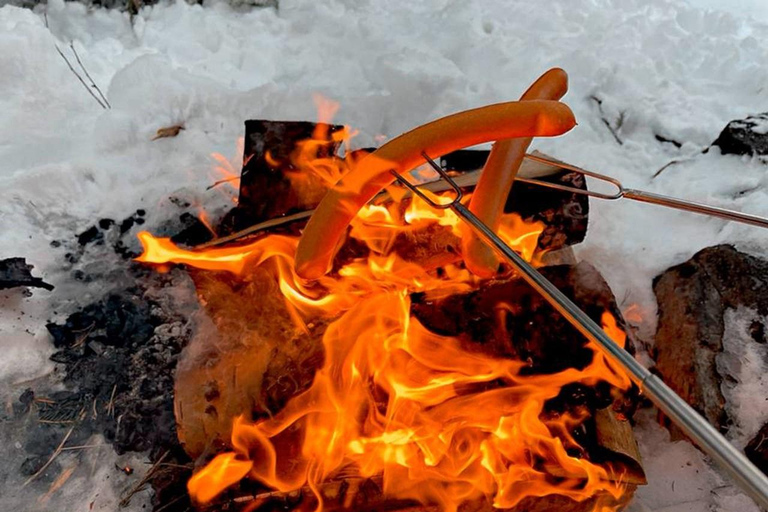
[0,258,53,291]
[653,244,768,434]
[746,422,768,476]
[712,113,768,157]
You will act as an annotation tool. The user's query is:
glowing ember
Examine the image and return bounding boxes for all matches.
[137,113,633,512]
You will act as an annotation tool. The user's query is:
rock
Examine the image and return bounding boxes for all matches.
[653,244,768,435]
[712,113,768,157]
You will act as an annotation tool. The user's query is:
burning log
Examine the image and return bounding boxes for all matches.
[136,110,643,512]
[224,120,588,255]
[225,120,345,232]
[174,265,327,459]
[203,473,636,512]
[171,257,645,510]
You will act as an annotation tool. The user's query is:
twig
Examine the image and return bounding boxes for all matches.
[154,494,188,512]
[195,210,314,249]
[590,95,623,146]
[54,44,108,110]
[72,322,96,348]
[119,450,170,508]
[105,384,118,417]
[652,158,688,179]
[60,443,106,451]
[69,42,111,108]
[206,175,240,190]
[24,426,75,486]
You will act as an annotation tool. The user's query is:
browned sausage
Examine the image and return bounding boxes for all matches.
[295,99,576,279]
[462,68,569,277]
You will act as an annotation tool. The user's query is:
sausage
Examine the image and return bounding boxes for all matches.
[462,68,569,277]
[294,99,576,279]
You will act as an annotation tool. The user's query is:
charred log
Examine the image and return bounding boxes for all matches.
[225,127,588,254]
[203,474,636,512]
[224,120,345,232]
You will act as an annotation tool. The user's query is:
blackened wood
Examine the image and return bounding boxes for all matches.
[230,120,344,231]
[442,149,589,251]
[410,261,635,377]
[205,474,636,512]
[229,136,587,253]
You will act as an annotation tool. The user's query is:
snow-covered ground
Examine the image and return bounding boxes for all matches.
[2,0,768,510]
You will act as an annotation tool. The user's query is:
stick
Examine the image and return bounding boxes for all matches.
[69,42,111,108]
[24,426,75,486]
[119,450,169,508]
[54,44,108,110]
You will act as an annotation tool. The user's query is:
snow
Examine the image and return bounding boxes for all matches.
[718,307,768,447]
[2,0,768,510]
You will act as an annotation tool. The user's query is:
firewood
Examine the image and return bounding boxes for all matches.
[224,120,345,232]
[174,265,327,458]
[202,474,636,512]
[224,119,588,254]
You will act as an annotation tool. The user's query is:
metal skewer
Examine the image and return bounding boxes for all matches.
[388,152,768,510]
[520,153,768,230]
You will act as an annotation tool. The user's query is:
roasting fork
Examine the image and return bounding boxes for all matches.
[517,152,768,229]
[388,151,768,510]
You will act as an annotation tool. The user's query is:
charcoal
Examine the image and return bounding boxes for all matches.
[653,244,768,435]
[0,257,53,291]
[170,212,214,247]
[746,422,768,476]
[411,261,635,377]
[99,218,115,230]
[712,112,768,157]
[77,225,103,245]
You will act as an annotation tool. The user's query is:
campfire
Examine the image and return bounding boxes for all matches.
[135,69,649,512]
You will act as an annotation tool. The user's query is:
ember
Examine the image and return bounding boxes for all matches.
[137,70,641,512]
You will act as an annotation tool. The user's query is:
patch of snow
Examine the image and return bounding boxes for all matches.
[718,306,768,447]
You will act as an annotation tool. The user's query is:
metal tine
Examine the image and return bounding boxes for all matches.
[389,151,464,209]
[521,152,768,230]
[519,153,624,200]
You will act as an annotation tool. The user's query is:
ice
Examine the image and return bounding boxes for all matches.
[2,0,768,509]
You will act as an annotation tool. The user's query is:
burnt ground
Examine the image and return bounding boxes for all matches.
[7,209,211,512]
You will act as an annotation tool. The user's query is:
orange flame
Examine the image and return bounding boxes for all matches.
[137,103,633,512]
